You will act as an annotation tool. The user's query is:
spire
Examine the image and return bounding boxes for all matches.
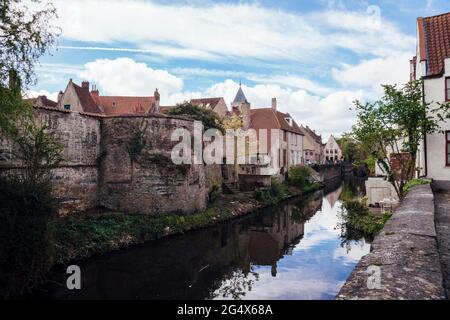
[232,82,247,107]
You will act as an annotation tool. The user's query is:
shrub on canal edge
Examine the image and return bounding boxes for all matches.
[0,178,58,299]
[340,199,393,237]
[287,166,321,193]
[253,179,288,205]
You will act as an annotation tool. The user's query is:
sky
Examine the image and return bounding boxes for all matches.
[26,0,450,138]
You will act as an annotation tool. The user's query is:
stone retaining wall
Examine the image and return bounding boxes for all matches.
[337,184,446,300]
[0,108,210,216]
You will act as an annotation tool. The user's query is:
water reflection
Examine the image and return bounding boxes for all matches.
[34,177,370,300]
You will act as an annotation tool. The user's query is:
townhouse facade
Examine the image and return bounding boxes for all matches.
[323,135,342,163]
[230,85,305,178]
[412,12,450,185]
[57,79,160,115]
[300,125,324,164]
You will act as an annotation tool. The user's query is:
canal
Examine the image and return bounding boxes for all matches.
[34,177,371,300]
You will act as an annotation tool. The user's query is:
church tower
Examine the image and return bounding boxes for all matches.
[231,82,251,130]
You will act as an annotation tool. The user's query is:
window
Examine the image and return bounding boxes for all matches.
[283,131,287,142]
[446,131,450,166]
[64,104,71,110]
[446,78,450,101]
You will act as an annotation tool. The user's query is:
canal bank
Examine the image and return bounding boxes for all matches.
[32,177,370,300]
[337,184,446,300]
[52,180,323,266]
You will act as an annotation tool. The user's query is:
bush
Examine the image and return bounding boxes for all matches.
[0,177,57,298]
[340,199,392,237]
[288,166,321,193]
[167,102,225,133]
[253,179,286,205]
[209,182,221,204]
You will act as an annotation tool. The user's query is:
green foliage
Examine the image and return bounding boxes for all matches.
[340,199,392,237]
[253,179,287,205]
[352,80,450,199]
[167,102,225,133]
[13,122,64,182]
[208,182,221,204]
[53,207,236,265]
[287,166,321,193]
[127,120,148,162]
[403,178,431,195]
[1,0,59,136]
[0,121,63,298]
[0,177,58,298]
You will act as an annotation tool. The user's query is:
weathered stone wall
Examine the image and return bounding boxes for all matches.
[0,108,210,216]
[0,108,101,215]
[205,164,222,193]
[98,116,207,215]
[337,185,446,300]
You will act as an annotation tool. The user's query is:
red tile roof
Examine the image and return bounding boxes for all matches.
[418,13,450,76]
[25,95,58,108]
[73,83,103,114]
[250,108,304,135]
[93,96,155,115]
[190,98,223,109]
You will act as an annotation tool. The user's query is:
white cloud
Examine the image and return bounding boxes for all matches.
[24,90,59,102]
[79,58,183,101]
[203,79,361,138]
[45,0,414,62]
[331,52,412,94]
[37,58,366,138]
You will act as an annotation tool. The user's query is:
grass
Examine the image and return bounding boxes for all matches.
[53,177,323,266]
[403,178,431,195]
[53,206,233,265]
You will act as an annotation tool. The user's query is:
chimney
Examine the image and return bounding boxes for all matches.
[153,88,160,113]
[271,97,277,111]
[81,80,89,90]
[57,90,63,103]
[90,84,99,98]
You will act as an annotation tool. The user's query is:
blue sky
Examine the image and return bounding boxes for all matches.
[28,0,450,137]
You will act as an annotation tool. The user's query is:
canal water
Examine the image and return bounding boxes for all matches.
[35,177,370,300]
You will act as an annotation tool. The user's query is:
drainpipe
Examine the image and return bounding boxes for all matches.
[421,79,428,178]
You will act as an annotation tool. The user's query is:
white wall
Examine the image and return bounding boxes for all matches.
[422,64,450,181]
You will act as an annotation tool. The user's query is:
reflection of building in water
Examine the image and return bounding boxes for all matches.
[325,186,342,209]
[245,204,305,277]
[37,194,323,300]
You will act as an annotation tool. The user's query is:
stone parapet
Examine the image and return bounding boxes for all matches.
[337,185,446,300]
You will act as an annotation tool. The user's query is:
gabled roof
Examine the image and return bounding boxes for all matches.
[190,97,223,109]
[93,96,155,115]
[25,95,58,108]
[232,85,248,105]
[250,108,303,135]
[418,12,450,77]
[72,82,103,114]
[302,125,322,144]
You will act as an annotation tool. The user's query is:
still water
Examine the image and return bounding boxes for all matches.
[36,178,370,300]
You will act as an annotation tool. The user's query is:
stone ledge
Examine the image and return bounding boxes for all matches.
[337,184,446,300]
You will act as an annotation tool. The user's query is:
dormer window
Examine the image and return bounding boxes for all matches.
[285,117,293,126]
[112,102,116,107]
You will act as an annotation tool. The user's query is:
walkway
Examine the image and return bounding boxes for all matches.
[337,185,446,300]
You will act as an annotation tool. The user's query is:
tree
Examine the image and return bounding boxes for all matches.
[352,80,450,199]
[0,0,59,136]
[0,0,60,298]
[167,102,225,133]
